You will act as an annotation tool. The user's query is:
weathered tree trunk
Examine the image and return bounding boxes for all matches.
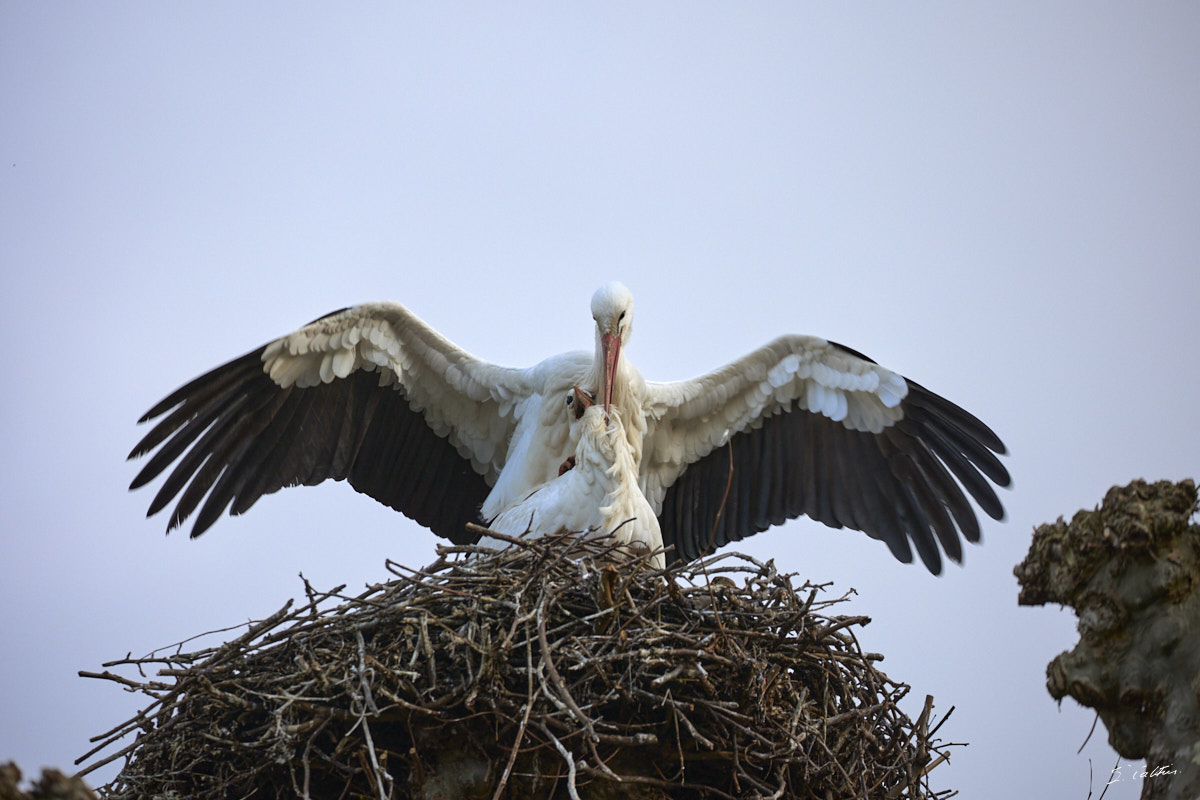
[1015,479,1200,800]
[0,762,97,800]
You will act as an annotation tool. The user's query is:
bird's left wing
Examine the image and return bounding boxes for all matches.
[641,336,1009,573]
[129,302,536,542]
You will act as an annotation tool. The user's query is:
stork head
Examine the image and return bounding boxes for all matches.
[590,282,634,414]
[576,404,625,465]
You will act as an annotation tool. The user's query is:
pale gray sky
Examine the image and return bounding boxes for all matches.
[3,4,1198,797]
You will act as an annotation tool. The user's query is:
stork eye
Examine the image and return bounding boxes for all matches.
[619,311,626,321]
[567,386,593,419]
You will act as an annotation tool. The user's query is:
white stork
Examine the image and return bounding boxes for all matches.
[483,400,665,568]
[129,282,1010,574]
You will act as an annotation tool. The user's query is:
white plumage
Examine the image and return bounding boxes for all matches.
[130,281,1009,574]
[484,403,664,568]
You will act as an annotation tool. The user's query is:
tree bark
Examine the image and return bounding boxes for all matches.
[1015,479,1200,800]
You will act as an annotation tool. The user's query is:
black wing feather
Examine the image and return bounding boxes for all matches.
[658,354,1010,575]
[130,347,491,544]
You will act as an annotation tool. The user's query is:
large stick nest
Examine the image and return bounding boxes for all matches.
[80,533,957,799]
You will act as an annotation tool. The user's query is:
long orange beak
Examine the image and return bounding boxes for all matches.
[600,331,620,415]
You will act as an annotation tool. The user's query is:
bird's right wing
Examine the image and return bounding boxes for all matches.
[128,302,536,542]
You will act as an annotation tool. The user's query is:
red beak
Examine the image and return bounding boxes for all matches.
[601,331,620,415]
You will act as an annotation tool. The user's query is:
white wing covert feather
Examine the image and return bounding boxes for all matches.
[260,302,534,481]
[641,335,908,509]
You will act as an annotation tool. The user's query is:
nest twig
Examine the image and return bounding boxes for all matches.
[79,532,959,799]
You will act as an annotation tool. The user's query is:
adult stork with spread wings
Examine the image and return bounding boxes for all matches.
[129,282,1009,573]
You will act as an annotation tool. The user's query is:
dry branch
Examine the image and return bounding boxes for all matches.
[79,533,958,799]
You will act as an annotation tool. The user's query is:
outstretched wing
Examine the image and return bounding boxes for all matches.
[129,302,534,542]
[641,336,1009,573]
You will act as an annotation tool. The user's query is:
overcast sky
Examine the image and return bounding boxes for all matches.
[3,4,1198,798]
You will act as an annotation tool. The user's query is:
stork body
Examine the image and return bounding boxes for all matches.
[130,282,1010,574]
[484,404,664,568]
